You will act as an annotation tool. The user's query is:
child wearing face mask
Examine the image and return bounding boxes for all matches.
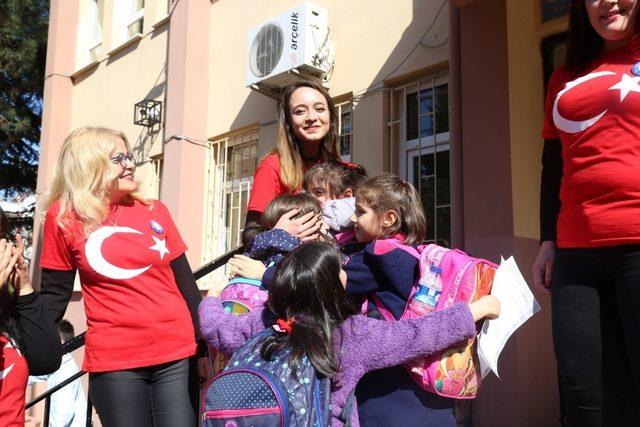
[304,161,367,255]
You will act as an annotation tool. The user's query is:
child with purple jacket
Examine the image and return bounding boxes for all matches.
[199,242,500,427]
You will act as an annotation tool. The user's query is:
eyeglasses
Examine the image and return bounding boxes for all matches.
[110,152,134,167]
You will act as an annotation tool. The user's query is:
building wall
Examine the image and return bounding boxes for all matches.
[69,3,169,213]
[207,0,450,175]
[505,2,567,426]
[455,0,568,425]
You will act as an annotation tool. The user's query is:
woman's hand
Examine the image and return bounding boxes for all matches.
[469,295,501,321]
[227,255,266,281]
[274,209,322,241]
[10,235,33,296]
[0,239,19,289]
[532,240,555,295]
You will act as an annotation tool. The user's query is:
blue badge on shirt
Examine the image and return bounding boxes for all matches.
[150,220,164,234]
[632,62,640,77]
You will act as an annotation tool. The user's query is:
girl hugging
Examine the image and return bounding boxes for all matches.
[199,242,499,427]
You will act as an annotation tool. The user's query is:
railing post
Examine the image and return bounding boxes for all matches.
[86,395,93,427]
[43,396,51,427]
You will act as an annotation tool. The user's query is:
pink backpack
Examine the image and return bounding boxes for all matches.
[369,240,496,399]
[210,277,269,374]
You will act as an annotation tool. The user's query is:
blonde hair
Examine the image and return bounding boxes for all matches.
[356,173,426,245]
[46,127,146,234]
[273,81,342,192]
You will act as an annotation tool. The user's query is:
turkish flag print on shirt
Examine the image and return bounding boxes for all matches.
[0,335,29,427]
[542,37,640,248]
[41,200,196,372]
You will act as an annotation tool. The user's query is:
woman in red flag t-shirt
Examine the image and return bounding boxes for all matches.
[243,80,352,244]
[532,1,640,425]
[39,127,205,427]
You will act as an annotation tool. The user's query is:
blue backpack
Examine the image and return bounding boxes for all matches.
[201,330,332,427]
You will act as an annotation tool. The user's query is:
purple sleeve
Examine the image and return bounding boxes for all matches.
[338,302,476,373]
[198,297,268,355]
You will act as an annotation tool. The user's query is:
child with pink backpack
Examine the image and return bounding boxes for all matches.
[344,173,496,427]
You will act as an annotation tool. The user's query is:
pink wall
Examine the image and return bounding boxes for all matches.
[31,0,78,289]
[161,0,212,266]
[454,0,559,425]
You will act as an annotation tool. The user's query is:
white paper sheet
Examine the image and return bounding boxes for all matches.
[477,256,541,379]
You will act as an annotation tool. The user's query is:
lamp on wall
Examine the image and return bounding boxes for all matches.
[134,99,162,128]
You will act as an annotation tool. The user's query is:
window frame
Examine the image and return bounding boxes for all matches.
[336,101,353,162]
[391,73,452,246]
[202,130,259,287]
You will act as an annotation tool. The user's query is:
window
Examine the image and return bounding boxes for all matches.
[148,156,163,200]
[127,0,145,38]
[336,102,353,162]
[111,0,145,49]
[391,75,451,247]
[75,0,104,68]
[203,130,258,272]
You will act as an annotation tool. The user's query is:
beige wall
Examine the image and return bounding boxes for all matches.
[207,0,450,174]
[69,20,168,203]
[506,0,567,241]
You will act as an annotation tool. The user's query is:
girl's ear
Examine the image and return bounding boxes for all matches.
[382,210,398,229]
[341,188,353,198]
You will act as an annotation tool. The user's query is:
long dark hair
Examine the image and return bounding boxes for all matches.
[566,0,640,70]
[260,242,356,378]
[0,287,22,349]
[273,80,342,192]
[0,207,22,348]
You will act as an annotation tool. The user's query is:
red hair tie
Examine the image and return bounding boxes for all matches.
[273,318,295,335]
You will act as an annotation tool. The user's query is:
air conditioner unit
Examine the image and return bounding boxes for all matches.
[245,2,334,93]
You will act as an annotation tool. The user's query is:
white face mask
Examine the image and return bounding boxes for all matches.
[322,197,356,232]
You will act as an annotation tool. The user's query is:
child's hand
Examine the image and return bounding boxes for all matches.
[274,209,322,241]
[468,295,500,322]
[0,239,19,289]
[9,234,33,296]
[206,282,225,298]
[227,255,266,281]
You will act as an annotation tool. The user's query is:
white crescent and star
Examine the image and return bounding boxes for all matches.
[85,226,170,280]
[553,71,640,134]
[0,340,20,382]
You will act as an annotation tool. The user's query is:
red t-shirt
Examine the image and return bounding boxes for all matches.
[247,153,289,213]
[41,200,196,372]
[542,37,640,248]
[0,334,28,427]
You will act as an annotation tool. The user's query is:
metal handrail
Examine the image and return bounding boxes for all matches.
[25,246,243,424]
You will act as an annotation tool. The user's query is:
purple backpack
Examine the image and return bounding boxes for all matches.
[201,330,332,427]
[220,277,269,314]
[209,277,270,375]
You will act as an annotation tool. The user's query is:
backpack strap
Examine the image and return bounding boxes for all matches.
[227,277,265,288]
[378,238,421,259]
[368,242,450,320]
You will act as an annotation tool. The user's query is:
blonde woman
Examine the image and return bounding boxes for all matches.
[242,80,355,244]
[39,127,204,427]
